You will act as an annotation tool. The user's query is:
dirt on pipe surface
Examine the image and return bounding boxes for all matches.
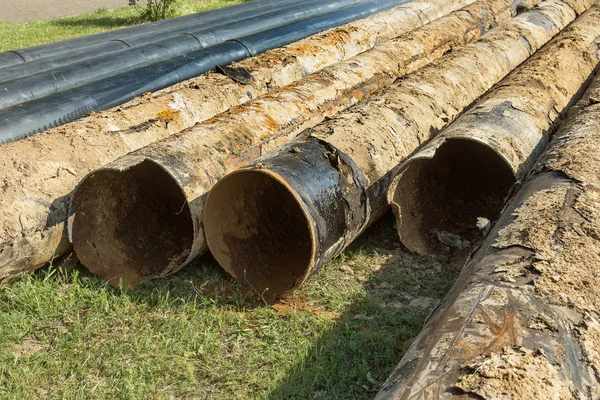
[389,5,600,256]
[375,71,600,400]
[202,0,592,298]
[69,0,523,287]
[1,0,466,282]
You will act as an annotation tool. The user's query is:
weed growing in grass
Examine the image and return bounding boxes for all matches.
[0,215,460,398]
[128,0,180,22]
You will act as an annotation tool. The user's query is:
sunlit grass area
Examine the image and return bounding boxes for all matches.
[0,3,460,398]
[0,0,247,52]
[0,217,458,399]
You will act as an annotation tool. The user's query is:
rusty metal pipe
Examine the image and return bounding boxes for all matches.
[388,6,600,256]
[1,0,470,281]
[375,71,600,400]
[202,0,593,298]
[67,0,528,288]
[0,0,472,279]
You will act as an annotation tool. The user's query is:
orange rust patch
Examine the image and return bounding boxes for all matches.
[156,108,180,123]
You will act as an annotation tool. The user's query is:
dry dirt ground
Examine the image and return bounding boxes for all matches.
[0,0,126,24]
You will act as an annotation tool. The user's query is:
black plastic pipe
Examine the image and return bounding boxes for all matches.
[0,0,329,83]
[0,0,361,110]
[0,0,406,144]
[0,0,312,69]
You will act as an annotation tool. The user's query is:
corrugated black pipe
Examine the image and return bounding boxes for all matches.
[0,0,406,145]
[0,0,312,69]
[0,0,361,110]
[0,0,318,83]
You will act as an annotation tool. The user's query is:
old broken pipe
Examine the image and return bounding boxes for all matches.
[67,0,523,287]
[204,140,374,299]
[202,0,592,296]
[388,5,600,256]
[375,69,600,400]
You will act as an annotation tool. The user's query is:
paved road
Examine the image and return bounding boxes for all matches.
[0,0,127,24]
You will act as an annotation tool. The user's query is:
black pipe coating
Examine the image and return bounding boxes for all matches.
[0,0,406,144]
[0,0,318,82]
[0,0,314,69]
[0,0,361,110]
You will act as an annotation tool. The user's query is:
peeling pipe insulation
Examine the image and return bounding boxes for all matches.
[0,0,409,145]
[0,0,364,110]
[375,72,600,400]
[0,0,317,82]
[0,0,311,69]
[388,6,600,256]
[67,0,525,288]
[202,0,595,298]
[0,0,469,281]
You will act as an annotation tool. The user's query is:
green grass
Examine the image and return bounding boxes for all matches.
[0,0,248,52]
[0,4,461,398]
[0,216,459,399]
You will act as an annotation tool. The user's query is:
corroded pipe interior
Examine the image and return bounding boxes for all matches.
[70,160,193,287]
[204,170,314,298]
[392,139,515,255]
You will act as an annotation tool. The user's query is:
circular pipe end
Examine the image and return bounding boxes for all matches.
[390,139,516,255]
[70,159,194,287]
[204,169,315,300]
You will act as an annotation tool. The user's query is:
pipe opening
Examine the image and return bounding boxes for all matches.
[70,159,193,287]
[392,139,516,255]
[204,170,314,299]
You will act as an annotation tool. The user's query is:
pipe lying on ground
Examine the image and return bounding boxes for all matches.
[0,0,409,144]
[0,0,308,69]
[0,0,314,82]
[0,0,467,280]
[0,0,363,110]
[201,0,594,298]
[375,71,600,400]
[388,7,600,256]
[68,0,525,288]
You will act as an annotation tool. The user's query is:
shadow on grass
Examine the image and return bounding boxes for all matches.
[263,215,461,399]
[19,213,461,399]
[48,15,137,30]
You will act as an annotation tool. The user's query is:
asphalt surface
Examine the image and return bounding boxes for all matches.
[0,0,126,24]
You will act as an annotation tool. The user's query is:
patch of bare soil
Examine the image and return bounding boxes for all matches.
[12,336,45,358]
[272,294,341,320]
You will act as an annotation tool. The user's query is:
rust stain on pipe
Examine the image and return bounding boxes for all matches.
[68,0,529,288]
[1,0,471,281]
[202,0,591,298]
[375,71,600,400]
[388,6,600,256]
